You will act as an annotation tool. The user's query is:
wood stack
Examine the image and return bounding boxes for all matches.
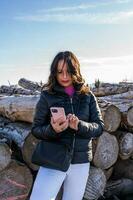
[0,78,133,200]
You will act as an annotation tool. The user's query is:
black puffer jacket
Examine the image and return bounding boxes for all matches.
[31,85,104,164]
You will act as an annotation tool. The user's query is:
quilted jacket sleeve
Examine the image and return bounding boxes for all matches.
[31,91,61,140]
[76,92,104,139]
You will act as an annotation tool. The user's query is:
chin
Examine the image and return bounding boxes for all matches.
[61,83,72,87]
[58,80,72,87]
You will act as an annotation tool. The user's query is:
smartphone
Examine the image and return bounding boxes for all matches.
[50,107,66,122]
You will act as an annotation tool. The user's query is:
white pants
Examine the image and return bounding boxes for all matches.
[30,163,90,200]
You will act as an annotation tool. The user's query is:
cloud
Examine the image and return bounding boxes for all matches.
[37,4,95,13]
[14,10,133,24]
[116,0,131,3]
[79,54,133,83]
[36,0,132,13]
[79,54,133,67]
[14,0,133,24]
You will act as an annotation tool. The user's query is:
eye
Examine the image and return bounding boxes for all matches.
[57,70,62,74]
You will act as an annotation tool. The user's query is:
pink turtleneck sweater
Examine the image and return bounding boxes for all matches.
[64,85,75,97]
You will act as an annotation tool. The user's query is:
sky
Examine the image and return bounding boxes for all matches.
[0,0,133,86]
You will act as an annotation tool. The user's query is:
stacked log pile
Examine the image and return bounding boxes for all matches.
[0,78,133,200]
[92,82,133,97]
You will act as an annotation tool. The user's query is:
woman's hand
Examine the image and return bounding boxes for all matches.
[51,117,69,133]
[67,114,79,131]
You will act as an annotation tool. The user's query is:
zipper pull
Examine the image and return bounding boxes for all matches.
[70,97,74,114]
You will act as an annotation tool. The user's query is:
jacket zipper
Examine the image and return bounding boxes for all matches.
[70,97,76,155]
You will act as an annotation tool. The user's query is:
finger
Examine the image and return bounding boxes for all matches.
[69,115,74,121]
[60,121,68,130]
[72,115,79,121]
[73,116,78,121]
[66,114,72,120]
[59,125,64,132]
[60,121,67,129]
[54,117,65,124]
[69,114,76,121]
[51,117,54,123]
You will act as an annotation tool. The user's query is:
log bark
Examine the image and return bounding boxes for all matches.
[22,133,40,171]
[112,158,133,180]
[99,91,133,100]
[0,159,33,200]
[99,95,133,132]
[93,131,119,169]
[98,101,121,132]
[103,167,114,180]
[0,143,11,172]
[93,84,133,97]
[0,95,39,123]
[0,122,31,147]
[0,116,11,126]
[83,166,106,200]
[18,78,42,91]
[131,153,133,159]
[104,178,133,198]
[0,85,40,95]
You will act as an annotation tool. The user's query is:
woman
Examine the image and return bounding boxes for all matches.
[30,51,104,200]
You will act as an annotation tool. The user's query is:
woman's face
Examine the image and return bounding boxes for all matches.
[56,59,73,87]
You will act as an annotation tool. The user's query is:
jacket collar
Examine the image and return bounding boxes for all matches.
[52,82,83,97]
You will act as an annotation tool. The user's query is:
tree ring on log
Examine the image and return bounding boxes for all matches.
[104,105,121,132]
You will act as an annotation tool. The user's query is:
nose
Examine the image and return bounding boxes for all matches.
[63,71,67,78]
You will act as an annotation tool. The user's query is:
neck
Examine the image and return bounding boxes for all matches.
[64,85,75,97]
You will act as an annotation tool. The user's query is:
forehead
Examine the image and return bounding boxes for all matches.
[57,59,67,70]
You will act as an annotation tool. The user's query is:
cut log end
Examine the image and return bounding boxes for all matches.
[127,106,133,126]
[119,132,133,160]
[0,159,33,199]
[84,166,106,200]
[103,105,121,132]
[22,133,40,171]
[93,131,119,169]
[0,143,11,172]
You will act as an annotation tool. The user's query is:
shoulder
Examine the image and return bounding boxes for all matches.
[41,89,48,96]
[89,90,96,98]
[36,90,49,105]
[82,90,97,103]
[40,89,56,104]
[78,90,96,104]
[40,89,53,98]
[84,90,96,98]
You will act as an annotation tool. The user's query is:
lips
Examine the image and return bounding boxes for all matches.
[61,80,69,83]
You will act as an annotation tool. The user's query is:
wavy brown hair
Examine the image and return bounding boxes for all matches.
[42,51,90,94]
